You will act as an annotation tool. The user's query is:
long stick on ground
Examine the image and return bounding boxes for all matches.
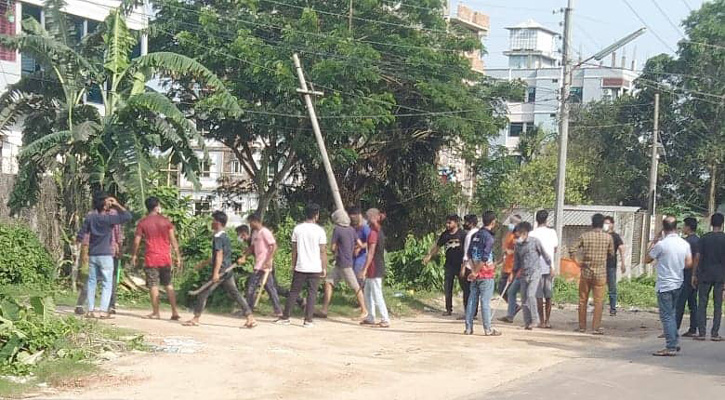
[188,265,238,296]
[253,269,271,308]
[490,280,512,320]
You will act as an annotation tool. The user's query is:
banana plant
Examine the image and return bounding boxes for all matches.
[0,0,241,214]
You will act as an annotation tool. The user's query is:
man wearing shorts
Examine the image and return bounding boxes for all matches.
[131,197,182,320]
[529,210,558,329]
[318,209,367,319]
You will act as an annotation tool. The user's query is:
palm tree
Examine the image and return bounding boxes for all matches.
[0,0,239,227]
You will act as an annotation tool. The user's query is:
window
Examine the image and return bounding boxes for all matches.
[130,30,141,59]
[230,160,243,175]
[551,79,558,83]
[508,122,524,137]
[569,87,583,104]
[200,160,211,178]
[510,29,536,51]
[0,1,16,62]
[71,16,84,41]
[194,200,210,216]
[526,87,536,103]
[549,113,557,118]
[21,3,41,75]
[87,19,99,35]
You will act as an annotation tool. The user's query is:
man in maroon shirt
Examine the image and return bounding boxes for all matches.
[131,197,182,320]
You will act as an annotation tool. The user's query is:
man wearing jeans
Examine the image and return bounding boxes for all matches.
[511,222,551,331]
[603,216,626,316]
[359,208,390,328]
[465,211,500,336]
[77,194,132,319]
[239,213,282,317]
[694,213,725,341]
[646,216,692,356]
[569,213,614,335]
[423,215,467,317]
[676,217,699,337]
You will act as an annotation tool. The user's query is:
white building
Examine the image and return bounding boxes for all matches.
[0,0,148,174]
[486,19,640,151]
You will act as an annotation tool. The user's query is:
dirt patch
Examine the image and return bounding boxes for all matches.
[46,301,665,400]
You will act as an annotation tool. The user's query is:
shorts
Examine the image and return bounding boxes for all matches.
[536,274,554,298]
[145,267,172,288]
[325,266,361,292]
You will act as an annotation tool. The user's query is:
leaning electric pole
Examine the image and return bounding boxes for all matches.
[292,53,345,212]
[553,0,574,271]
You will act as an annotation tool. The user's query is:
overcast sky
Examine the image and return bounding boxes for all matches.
[456,0,707,70]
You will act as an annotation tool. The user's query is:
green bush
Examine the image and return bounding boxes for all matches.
[0,224,56,286]
[387,233,444,291]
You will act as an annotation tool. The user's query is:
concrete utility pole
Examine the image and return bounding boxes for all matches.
[553,0,574,272]
[292,53,345,212]
[641,92,660,272]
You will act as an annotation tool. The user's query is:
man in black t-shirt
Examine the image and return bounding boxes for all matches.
[423,215,467,316]
[676,217,699,336]
[694,213,725,341]
[604,216,626,316]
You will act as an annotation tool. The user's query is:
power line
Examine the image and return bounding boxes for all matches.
[650,0,686,39]
[681,0,693,12]
[621,0,677,53]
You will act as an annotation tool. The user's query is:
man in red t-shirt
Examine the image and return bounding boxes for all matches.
[131,197,182,320]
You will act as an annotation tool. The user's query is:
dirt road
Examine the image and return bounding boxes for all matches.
[45,304,665,400]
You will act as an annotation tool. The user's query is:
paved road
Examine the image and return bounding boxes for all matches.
[466,334,725,399]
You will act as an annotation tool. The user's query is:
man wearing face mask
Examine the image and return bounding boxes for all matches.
[603,216,626,316]
[423,215,467,317]
[529,210,558,328]
[511,222,551,330]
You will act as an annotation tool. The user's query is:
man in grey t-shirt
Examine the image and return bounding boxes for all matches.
[318,209,367,319]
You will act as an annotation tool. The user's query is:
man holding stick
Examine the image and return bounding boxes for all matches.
[130,196,182,320]
[239,213,282,316]
[183,211,256,328]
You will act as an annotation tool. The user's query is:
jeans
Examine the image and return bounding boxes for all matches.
[283,271,320,322]
[520,273,541,327]
[579,277,606,331]
[86,256,114,313]
[606,267,617,314]
[658,288,681,350]
[77,258,119,310]
[696,281,724,337]
[506,277,521,319]
[675,269,698,333]
[363,277,390,323]
[194,272,252,317]
[466,278,494,333]
[245,270,282,314]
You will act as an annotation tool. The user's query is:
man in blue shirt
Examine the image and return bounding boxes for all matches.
[646,216,692,356]
[349,206,371,289]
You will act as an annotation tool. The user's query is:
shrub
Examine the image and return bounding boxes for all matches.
[387,233,444,291]
[0,224,56,286]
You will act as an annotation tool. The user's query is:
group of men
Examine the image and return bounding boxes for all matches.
[76,195,390,330]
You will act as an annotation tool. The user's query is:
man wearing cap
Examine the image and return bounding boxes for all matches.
[317,209,368,320]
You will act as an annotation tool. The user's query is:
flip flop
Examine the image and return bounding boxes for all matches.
[243,321,258,329]
[99,314,115,320]
[170,315,181,321]
[592,329,605,335]
[313,312,328,319]
[182,320,200,327]
[652,348,677,357]
[375,322,390,328]
[144,314,161,320]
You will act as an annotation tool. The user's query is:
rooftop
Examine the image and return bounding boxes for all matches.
[505,19,559,36]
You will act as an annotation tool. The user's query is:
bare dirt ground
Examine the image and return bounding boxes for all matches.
[40,301,665,400]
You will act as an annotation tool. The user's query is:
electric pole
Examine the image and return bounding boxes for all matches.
[553,0,574,272]
[641,92,660,273]
[292,53,345,212]
[348,0,353,33]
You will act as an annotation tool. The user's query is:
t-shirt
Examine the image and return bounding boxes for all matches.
[606,232,624,270]
[212,231,232,272]
[437,229,466,271]
[353,224,371,270]
[366,226,386,278]
[503,232,516,274]
[469,228,496,279]
[649,233,690,292]
[529,226,558,275]
[77,210,132,256]
[697,231,725,283]
[332,225,357,268]
[292,222,327,273]
[135,214,174,268]
[684,234,700,269]
[462,227,479,270]
[251,227,276,271]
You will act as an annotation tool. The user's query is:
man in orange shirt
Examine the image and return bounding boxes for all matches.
[498,215,521,324]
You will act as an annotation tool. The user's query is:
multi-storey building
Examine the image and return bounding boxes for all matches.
[486,19,640,152]
[0,0,148,174]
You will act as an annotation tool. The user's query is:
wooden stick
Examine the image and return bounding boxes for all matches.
[253,269,271,307]
[188,265,238,296]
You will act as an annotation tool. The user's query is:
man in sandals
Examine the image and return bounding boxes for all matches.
[569,213,614,335]
[511,221,551,331]
[131,196,182,320]
[465,211,501,336]
[646,216,692,356]
[239,213,282,317]
[318,209,368,320]
[184,211,256,329]
[359,208,390,328]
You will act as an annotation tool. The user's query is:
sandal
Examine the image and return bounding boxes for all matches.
[573,328,586,333]
[360,319,376,326]
[313,311,328,319]
[182,320,200,327]
[144,314,161,320]
[99,313,115,320]
[243,320,258,329]
[485,329,502,337]
[592,328,604,335]
[84,312,97,319]
[170,315,181,321]
[376,322,390,328]
[652,348,677,357]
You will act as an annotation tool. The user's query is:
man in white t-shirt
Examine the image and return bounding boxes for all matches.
[276,203,328,328]
[528,210,558,329]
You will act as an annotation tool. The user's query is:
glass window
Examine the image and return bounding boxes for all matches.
[509,122,524,137]
[200,160,211,178]
[194,200,210,216]
[510,29,536,51]
[0,1,16,61]
[569,87,583,103]
[71,16,84,41]
[87,19,99,35]
[21,3,41,75]
[130,29,141,59]
[526,87,536,103]
[230,160,243,175]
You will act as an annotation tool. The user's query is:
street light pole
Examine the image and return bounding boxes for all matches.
[553,0,574,272]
